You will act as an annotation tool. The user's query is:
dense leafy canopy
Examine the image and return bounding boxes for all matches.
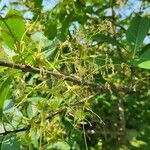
[0,0,150,149]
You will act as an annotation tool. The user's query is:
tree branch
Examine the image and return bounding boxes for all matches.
[0,60,104,90]
[0,126,29,136]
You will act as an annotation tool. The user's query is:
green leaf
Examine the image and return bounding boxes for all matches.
[140,43,150,53]
[32,0,43,9]
[0,77,12,119]
[140,47,150,59]
[47,141,70,150]
[126,15,150,55]
[136,60,150,69]
[1,135,20,150]
[43,38,59,60]
[62,116,74,131]
[59,14,73,41]
[27,96,47,104]
[44,21,57,40]
[131,46,150,69]
[130,59,150,69]
[30,128,40,148]
[31,32,44,42]
[130,139,147,148]
[92,34,124,48]
[27,103,38,119]
[0,10,26,50]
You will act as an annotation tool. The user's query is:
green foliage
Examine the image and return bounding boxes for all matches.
[0,0,149,149]
[125,16,150,69]
[44,20,57,40]
[126,15,150,56]
[0,77,12,119]
[140,47,150,59]
[0,10,26,50]
[1,135,20,150]
[47,141,70,150]
[130,45,150,69]
[130,59,150,69]
[92,33,124,48]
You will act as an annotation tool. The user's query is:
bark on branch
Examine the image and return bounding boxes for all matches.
[0,60,104,91]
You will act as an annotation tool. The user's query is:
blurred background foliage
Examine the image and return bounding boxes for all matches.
[0,0,150,149]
